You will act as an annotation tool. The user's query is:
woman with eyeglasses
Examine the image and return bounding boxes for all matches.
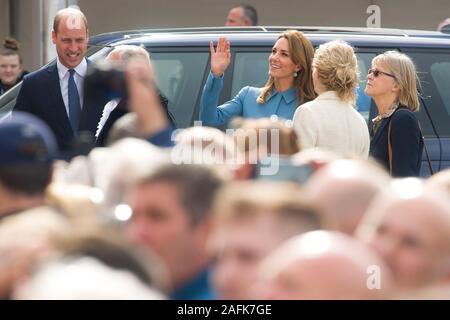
[365,51,423,177]
[292,40,370,158]
[199,30,316,126]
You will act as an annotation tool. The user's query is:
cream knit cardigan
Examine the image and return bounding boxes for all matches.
[293,91,370,158]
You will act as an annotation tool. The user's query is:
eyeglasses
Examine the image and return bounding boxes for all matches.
[368,68,396,79]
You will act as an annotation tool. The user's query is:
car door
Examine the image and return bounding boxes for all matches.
[148,48,210,128]
[401,48,450,175]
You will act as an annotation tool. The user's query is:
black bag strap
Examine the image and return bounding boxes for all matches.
[418,123,434,175]
[388,110,434,176]
[388,119,393,176]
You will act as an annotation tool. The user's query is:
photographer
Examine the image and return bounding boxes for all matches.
[124,55,175,147]
[93,45,174,147]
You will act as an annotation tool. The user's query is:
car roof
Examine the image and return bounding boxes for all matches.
[89,26,450,49]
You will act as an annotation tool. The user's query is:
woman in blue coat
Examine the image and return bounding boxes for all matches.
[199,30,316,126]
[365,51,423,177]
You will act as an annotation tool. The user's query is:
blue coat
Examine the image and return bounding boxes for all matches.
[370,106,423,177]
[170,267,216,300]
[13,60,107,151]
[199,72,298,126]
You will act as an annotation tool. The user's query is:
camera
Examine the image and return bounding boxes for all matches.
[84,61,174,127]
[84,61,127,102]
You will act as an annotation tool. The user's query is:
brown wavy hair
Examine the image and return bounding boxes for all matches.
[257,30,316,106]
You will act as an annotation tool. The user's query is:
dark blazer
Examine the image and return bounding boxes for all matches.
[13,60,107,151]
[0,83,8,96]
[0,71,28,95]
[95,94,174,147]
[370,106,423,177]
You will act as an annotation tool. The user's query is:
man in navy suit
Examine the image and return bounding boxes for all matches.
[14,7,105,153]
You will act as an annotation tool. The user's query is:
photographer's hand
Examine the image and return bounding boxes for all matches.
[125,58,168,137]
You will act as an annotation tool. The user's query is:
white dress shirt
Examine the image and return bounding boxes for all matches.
[56,58,87,117]
[95,99,120,137]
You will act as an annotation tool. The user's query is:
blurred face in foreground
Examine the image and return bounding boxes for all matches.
[260,231,393,300]
[126,181,209,288]
[210,214,289,300]
[363,197,450,289]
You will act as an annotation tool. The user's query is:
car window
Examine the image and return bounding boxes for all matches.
[231,52,269,97]
[406,50,450,137]
[355,52,376,122]
[430,62,450,112]
[87,46,112,62]
[150,52,209,128]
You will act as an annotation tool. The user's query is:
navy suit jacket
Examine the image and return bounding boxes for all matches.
[14,60,107,151]
[95,94,174,147]
[369,106,423,177]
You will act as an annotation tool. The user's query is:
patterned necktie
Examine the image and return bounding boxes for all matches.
[68,69,81,134]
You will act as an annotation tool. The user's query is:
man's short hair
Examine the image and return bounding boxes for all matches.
[213,181,322,232]
[107,45,151,65]
[238,4,258,26]
[138,164,224,225]
[53,7,88,34]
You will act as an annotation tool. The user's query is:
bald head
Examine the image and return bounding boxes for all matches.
[106,45,150,65]
[425,168,450,199]
[438,18,450,32]
[260,231,392,299]
[305,159,390,235]
[357,185,450,290]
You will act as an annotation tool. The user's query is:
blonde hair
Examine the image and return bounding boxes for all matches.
[373,51,420,112]
[230,117,300,156]
[257,30,316,105]
[313,40,359,104]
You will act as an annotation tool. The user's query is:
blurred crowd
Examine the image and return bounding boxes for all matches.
[0,7,449,300]
[1,107,449,300]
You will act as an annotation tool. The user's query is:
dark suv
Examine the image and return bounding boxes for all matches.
[1,26,449,175]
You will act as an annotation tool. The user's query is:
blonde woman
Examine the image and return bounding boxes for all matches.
[365,51,423,177]
[293,40,370,158]
[199,30,316,126]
